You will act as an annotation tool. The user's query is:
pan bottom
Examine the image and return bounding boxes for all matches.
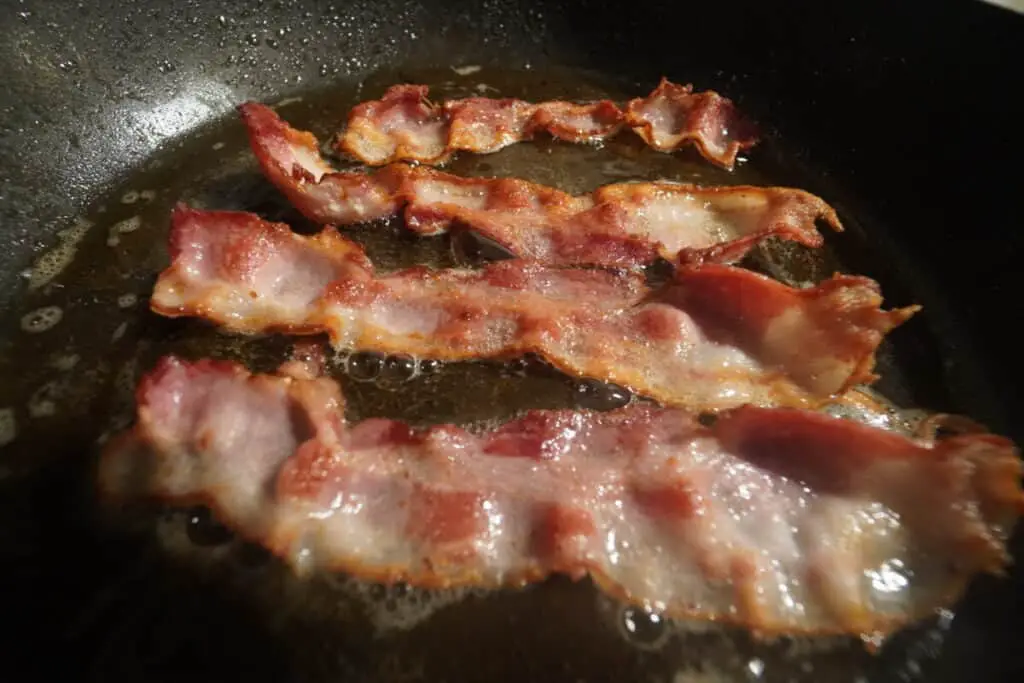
[0,65,976,683]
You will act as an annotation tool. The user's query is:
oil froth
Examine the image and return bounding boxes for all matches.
[330,576,485,634]
[20,305,63,333]
[117,293,138,309]
[28,381,60,418]
[0,408,16,447]
[573,378,632,410]
[345,351,384,381]
[106,215,142,247]
[618,604,671,650]
[27,219,92,290]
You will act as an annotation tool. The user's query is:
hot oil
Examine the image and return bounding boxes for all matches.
[0,66,948,683]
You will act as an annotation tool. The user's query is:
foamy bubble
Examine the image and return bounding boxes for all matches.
[107,215,142,246]
[28,381,59,418]
[780,634,847,659]
[20,306,63,333]
[597,591,757,660]
[379,354,418,385]
[28,219,91,290]
[0,408,16,447]
[111,321,128,342]
[417,358,442,375]
[185,507,234,547]
[345,351,384,382]
[120,190,140,204]
[618,604,671,651]
[331,576,483,634]
[573,378,632,411]
[117,293,138,308]
[747,657,765,678]
[153,510,235,566]
[114,357,140,397]
[50,353,79,371]
[671,663,738,683]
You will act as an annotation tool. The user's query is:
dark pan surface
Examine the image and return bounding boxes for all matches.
[1,2,1023,682]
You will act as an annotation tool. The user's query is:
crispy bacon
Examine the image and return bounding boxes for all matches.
[151,206,914,408]
[337,79,758,170]
[99,357,1024,637]
[239,102,839,268]
[623,79,759,168]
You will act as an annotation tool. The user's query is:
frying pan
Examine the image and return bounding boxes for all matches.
[1,0,1022,681]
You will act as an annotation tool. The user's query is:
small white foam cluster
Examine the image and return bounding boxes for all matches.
[20,306,63,333]
[117,293,138,309]
[28,219,93,290]
[28,380,59,418]
[670,662,742,683]
[0,408,16,447]
[331,575,484,634]
[107,215,142,247]
[50,353,80,371]
[119,189,155,205]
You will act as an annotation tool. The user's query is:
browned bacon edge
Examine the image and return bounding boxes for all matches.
[337,79,759,170]
[151,206,916,408]
[239,102,840,269]
[98,356,1024,638]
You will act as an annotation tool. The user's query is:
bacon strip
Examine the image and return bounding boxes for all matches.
[151,206,915,408]
[337,79,758,170]
[239,102,839,268]
[99,357,1024,637]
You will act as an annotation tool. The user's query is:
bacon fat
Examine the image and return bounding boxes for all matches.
[337,79,758,170]
[150,206,915,409]
[99,356,1024,637]
[239,102,840,269]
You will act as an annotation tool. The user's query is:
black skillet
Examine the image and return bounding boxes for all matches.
[1,1,1023,681]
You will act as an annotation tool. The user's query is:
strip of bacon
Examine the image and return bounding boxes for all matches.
[337,79,758,170]
[151,206,915,408]
[239,102,839,268]
[99,356,1024,637]
[623,79,759,167]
